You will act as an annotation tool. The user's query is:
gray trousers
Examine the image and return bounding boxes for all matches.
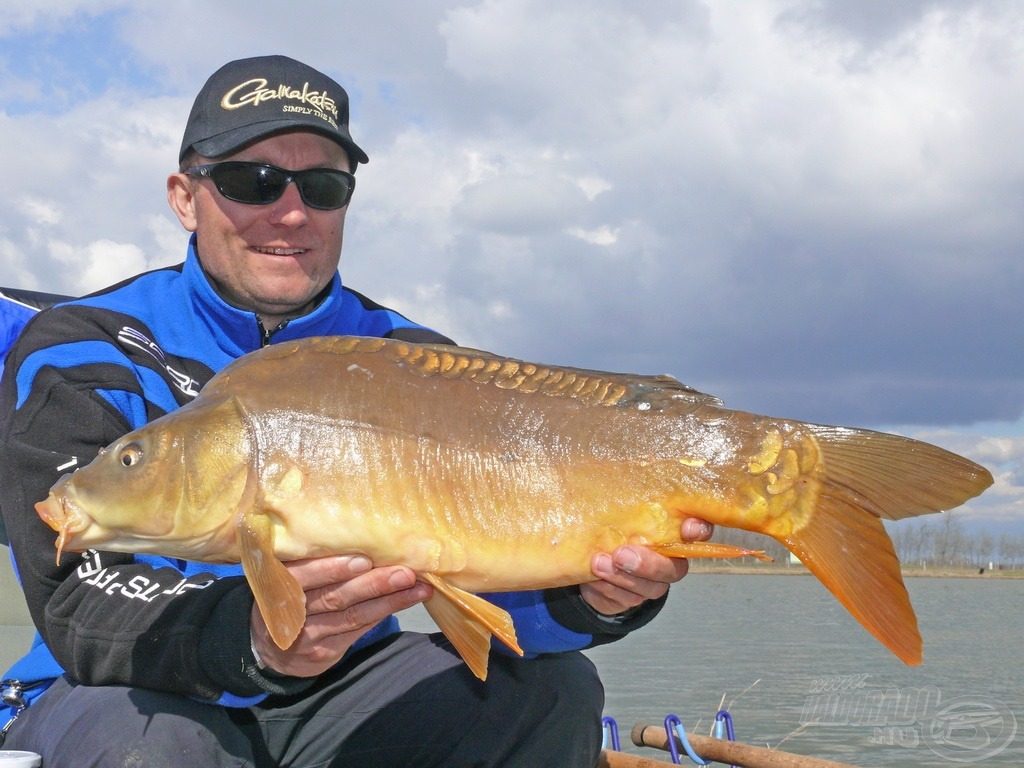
[5,632,604,768]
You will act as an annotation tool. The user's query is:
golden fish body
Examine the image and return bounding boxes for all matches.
[37,336,993,678]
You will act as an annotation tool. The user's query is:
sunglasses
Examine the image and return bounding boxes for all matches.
[185,162,356,210]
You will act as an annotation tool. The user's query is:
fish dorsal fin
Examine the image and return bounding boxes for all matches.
[208,335,723,411]
[382,338,724,410]
[612,373,723,412]
[232,395,306,649]
[420,572,522,680]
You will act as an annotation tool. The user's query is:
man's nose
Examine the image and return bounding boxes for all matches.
[268,181,309,225]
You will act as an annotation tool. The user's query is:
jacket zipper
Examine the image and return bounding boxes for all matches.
[257,316,289,347]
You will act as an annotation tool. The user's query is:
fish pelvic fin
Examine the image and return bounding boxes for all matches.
[421,572,522,681]
[647,541,773,562]
[771,427,993,666]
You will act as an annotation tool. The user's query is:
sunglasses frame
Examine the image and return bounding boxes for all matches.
[185,161,356,210]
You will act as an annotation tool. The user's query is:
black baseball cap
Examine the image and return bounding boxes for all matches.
[179,55,369,169]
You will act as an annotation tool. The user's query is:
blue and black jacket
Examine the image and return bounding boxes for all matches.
[0,237,664,715]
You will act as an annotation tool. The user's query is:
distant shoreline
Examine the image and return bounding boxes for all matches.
[689,564,1024,579]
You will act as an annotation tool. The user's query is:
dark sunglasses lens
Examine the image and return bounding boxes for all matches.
[297,171,353,210]
[212,165,286,205]
[203,164,353,209]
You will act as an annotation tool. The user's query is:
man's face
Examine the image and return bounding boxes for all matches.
[168,131,351,329]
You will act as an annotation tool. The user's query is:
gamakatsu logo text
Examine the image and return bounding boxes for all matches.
[222,78,339,128]
[800,675,1017,763]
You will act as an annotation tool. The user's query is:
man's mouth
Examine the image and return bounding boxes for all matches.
[254,246,307,256]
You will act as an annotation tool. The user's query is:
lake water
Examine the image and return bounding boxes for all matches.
[3,573,1022,765]
[581,574,1024,766]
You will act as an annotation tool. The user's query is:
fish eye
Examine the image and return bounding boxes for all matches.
[118,443,144,468]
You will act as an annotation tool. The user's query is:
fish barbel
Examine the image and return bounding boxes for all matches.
[36,336,993,679]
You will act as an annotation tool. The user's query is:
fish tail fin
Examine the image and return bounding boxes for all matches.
[809,425,993,522]
[780,495,921,664]
[421,573,523,681]
[775,427,993,665]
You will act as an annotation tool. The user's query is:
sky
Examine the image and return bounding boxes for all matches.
[0,0,1020,537]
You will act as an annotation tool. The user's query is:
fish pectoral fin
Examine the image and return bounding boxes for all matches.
[237,513,306,650]
[420,573,522,681]
[647,541,773,563]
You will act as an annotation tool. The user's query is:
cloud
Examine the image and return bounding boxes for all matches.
[50,238,147,295]
[455,172,589,234]
[0,1,1021,533]
[424,1,1024,428]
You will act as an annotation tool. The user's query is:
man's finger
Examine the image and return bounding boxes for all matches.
[306,580,432,639]
[592,552,675,600]
[284,555,373,592]
[304,565,418,615]
[608,546,688,585]
[681,517,714,541]
[580,580,645,616]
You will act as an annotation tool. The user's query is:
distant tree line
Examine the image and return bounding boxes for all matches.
[885,512,1023,570]
[707,512,1023,570]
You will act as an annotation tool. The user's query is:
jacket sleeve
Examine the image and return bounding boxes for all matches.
[0,325,306,703]
[485,587,667,657]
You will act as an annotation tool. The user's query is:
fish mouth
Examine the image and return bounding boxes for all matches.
[35,487,91,564]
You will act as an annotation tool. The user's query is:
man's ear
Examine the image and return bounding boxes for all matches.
[167,173,198,232]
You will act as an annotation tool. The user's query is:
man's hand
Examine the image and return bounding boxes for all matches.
[581,517,714,616]
[250,555,432,677]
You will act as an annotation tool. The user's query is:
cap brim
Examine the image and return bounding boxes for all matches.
[185,121,369,166]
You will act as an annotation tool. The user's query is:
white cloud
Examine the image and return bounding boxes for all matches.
[456,173,588,234]
[19,198,62,227]
[973,436,1024,466]
[567,226,619,246]
[572,175,613,201]
[0,2,123,31]
[49,238,148,295]
[0,239,43,291]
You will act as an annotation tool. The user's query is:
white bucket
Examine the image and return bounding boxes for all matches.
[0,752,42,767]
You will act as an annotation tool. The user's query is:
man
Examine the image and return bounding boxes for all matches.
[0,55,712,767]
